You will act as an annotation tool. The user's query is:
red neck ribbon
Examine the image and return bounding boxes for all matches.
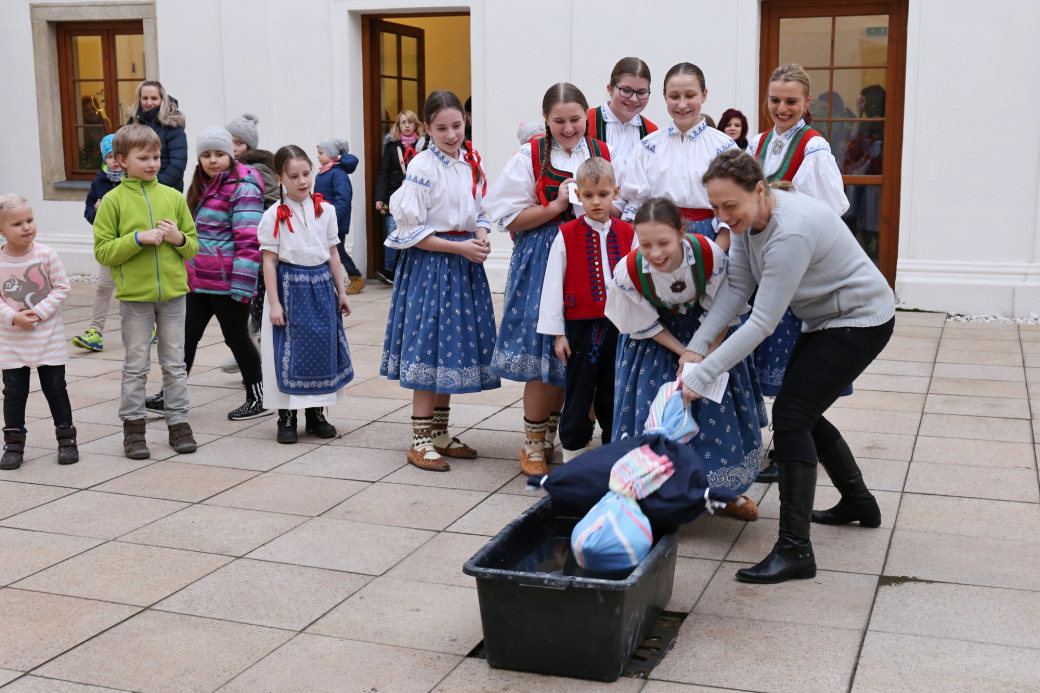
[463,142,487,199]
[312,193,325,218]
[275,204,293,237]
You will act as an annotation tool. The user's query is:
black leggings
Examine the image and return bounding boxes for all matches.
[772,318,894,468]
[3,365,72,432]
[183,293,262,387]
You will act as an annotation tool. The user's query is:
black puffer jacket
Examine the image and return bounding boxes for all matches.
[127,97,188,191]
[374,140,410,205]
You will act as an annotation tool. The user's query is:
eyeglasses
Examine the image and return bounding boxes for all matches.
[614,86,652,101]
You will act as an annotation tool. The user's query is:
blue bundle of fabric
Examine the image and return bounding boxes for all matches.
[531,381,738,533]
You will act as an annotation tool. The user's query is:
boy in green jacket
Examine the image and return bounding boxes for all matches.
[93,124,200,459]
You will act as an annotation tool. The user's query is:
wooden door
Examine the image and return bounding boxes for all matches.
[363,19,426,277]
[761,0,908,284]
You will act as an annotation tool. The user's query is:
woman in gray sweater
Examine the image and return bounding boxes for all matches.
[680,149,895,584]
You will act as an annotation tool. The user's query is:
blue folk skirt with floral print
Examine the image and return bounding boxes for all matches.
[381,233,501,394]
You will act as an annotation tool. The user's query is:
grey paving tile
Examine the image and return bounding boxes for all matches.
[0,482,75,520]
[918,413,1033,443]
[91,461,256,502]
[666,558,720,613]
[843,430,916,461]
[924,393,1031,419]
[0,453,155,489]
[1,491,186,540]
[698,563,877,631]
[204,472,368,516]
[0,669,22,687]
[325,482,487,531]
[246,517,434,575]
[939,337,1023,353]
[20,423,122,452]
[676,513,747,560]
[335,422,414,451]
[188,436,319,471]
[730,519,891,575]
[759,486,901,528]
[828,390,926,413]
[905,461,1040,502]
[380,402,502,428]
[278,445,407,481]
[0,528,103,586]
[14,541,230,607]
[650,613,862,693]
[119,504,305,556]
[935,349,1023,367]
[852,631,1040,693]
[219,633,461,693]
[928,376,1028,399]
[433,657,646,692]
[895,312,947,327]
[379,455,521,492]
[0,589,138,671]
[446,493,540,536]
[911,435,1036,468]
[932,363,1024,382]
[861,359,933,377]
[307,577,482,655]
[870,580,1040,650]
[386,532,489,588]
[885,529,1040,591]
[822,407,921,435]
[155,558,369,630]
[0,676,133,691]
[895,493,1040,542]
[79,430,221,461]
[35,610,292,693]
[816,457,908,492]
[876,346,937,363]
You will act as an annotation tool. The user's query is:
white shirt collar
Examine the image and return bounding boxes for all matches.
[582,215,612,233]
[429,143,464,167]
[774,118,808,142]
[600,101,643,128]
[550,137,588,154]
[666,117,709,140]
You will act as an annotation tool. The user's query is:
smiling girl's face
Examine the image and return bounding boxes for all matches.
[636,220,685,274]
[607,74,651,123]
[664,74,707,133]
[545,101,587,152]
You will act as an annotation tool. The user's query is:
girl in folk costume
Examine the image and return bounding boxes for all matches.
[606,198,761,519]
[381,91,500,472]
[748,63,851,482]
[617,63,736,250]
[586,57,658,180]
[257,146,353,444]
[483,83,611,476]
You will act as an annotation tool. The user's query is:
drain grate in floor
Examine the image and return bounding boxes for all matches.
[620,610,689,679]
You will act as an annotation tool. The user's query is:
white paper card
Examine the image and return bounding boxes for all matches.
[567,182,581,205]
[682,363,729,404]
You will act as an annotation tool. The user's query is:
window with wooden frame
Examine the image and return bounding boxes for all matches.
[56,21,146,180]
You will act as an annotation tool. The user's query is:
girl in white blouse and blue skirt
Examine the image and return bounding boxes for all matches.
[381,91,501,472]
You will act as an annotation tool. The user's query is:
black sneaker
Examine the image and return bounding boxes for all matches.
[145,392,165,414]
[374,269,394,286]
[227,399,273,421]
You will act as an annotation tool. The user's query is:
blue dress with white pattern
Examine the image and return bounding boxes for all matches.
[379,144,501,394]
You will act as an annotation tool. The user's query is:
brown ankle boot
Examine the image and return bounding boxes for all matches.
[123,419,150,460]
[168,422,197,454]
[520,418,549,476]
[408,416,450,472]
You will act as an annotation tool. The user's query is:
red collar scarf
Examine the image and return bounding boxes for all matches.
[275,194,325,237]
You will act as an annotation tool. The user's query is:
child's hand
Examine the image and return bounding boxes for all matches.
[554,335,571,366]
[157,219,184,246]
[553,178,576,212]
[457,239,490,264]
[12,310,40,330]
[137,229,163,246]
[269,302,286,326]
[338,292,352,316]
[94,200,101,209]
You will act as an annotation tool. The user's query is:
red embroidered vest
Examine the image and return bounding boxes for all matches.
[753,124,822,183]
[561,216,635,321]
[587,106,658,141]
[530,136,611,223]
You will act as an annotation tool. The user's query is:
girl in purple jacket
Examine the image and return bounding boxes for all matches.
[143,126,267,421]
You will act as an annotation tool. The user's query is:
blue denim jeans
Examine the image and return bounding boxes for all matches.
[383,215,399,275]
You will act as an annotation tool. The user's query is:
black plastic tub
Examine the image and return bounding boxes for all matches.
[462,496,677,682]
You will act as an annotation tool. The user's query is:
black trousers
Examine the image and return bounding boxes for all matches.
[3,365,72,432]
[337,231,361,278]
[559,318,618,451]
[772,318,894,467]
[184,293,262,388]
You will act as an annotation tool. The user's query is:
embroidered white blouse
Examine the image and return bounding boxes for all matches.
[537,216,622,337]
[746,119,849,216]
[618,118,737,221]
[605,235,733,339]
[593,101,651,179]
[257,195,339,266]
[386,145,491,249]
[483,137,605,229]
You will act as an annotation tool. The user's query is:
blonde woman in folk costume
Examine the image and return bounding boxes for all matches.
[483,83,611,477]
[586,57,659,180]
[748,63,852,483]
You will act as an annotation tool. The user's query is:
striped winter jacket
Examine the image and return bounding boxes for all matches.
[187,162,264,302]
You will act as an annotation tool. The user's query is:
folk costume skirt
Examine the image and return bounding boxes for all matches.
[490,222,566,386]
[754,307,853,399]
[262,262,353,410]
[612,310,764,496]
[380,233,501,394]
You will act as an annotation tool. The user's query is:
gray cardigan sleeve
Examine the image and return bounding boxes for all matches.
[684,233,813,393]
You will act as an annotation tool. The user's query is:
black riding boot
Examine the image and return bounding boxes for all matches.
[812,437,881,527]
[736,463,817,584]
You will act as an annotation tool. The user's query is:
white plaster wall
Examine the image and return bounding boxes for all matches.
[4,0,1038,315]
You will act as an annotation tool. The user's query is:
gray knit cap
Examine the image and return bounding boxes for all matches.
[226,113,259,150]
[318,138,350,158]
[196,126,235,159]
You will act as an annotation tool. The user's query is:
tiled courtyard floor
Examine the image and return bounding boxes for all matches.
[1,281,1039,692]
